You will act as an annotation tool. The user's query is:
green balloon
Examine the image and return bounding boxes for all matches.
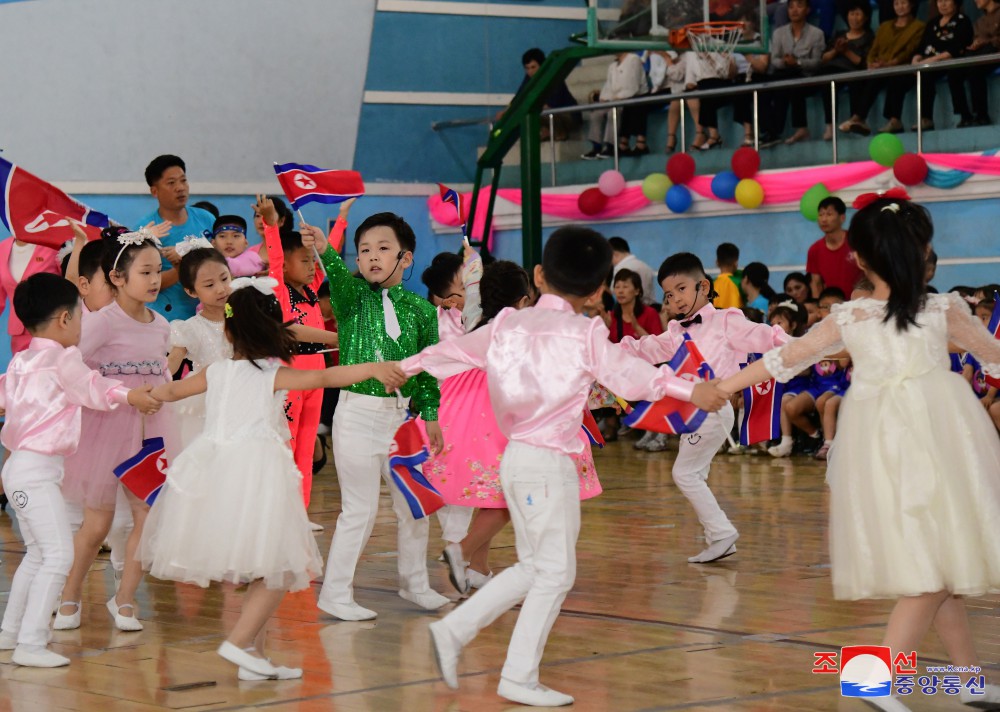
[641,173,672,203]
[799,183,831,221]
[869,133,905,167]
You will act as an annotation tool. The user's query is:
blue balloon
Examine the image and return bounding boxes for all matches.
[665,184,693,213]
[711,170,740,201]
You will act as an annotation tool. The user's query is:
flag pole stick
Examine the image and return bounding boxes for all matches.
[297,209,328,277]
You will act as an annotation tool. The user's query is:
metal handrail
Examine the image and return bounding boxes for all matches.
[432,116,494,132]
[538,52,1000,182]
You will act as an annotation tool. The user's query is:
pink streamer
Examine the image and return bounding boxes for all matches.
[690,161,888,204]
[923,152,1000,175]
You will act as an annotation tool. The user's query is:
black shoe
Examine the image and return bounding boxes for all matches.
[0,493,7,512]
[312,436,328,475]
[581,148,602,160]
[597,146,614,159]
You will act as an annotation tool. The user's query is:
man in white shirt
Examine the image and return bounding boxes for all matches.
[582,53,649,159]
[609,237,657,304]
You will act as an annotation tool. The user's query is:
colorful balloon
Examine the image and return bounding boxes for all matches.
[893,152,929,186]
[665,184,693,213]
[799,183,831,221]
[578,187,609,216]
[735,178,764,209]
[869,133,905,167]
[711,171,740,201]
[666,153,696,185]
[731,146,761,179]
[597,170,627,197]
[641,173,672,202]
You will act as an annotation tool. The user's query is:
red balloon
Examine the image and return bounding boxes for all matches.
[577,187,609,216]
[893,152,929,186]
[666,153,696,185]
[731,146,761,179]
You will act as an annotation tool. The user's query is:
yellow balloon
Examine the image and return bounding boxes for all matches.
[735,178,764,209]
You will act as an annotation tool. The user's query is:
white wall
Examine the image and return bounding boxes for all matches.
[0,0,375,189]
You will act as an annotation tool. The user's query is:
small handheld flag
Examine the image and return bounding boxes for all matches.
[113,437,168,506]
[389,413,445,519]
[739,354,783,445]
[437,183,466,238]
[622,335,714,434]
[273,163,365,211]
[581,409,605,448]
[984,296,1000,389]
[0,158,110,249]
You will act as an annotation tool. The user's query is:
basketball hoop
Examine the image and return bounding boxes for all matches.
[675,21,745,57]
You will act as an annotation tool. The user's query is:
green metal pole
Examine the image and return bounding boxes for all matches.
[520,112,543,268]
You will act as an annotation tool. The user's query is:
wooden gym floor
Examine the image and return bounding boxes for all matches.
[0,436,997,711]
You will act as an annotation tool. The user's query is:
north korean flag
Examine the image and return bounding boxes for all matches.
[739,354,783,445]
[623,334,715,434]
[389,413,445,519]
[113,437,168,506]
[273,162,365,211]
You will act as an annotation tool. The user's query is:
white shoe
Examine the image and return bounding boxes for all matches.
[466,569,493,589]
[53,601,81,630]
[497,678,574,707]
[861,696,912,711]
[12,646,70,668]
[0,630,18,650]
[399,589,450,611]
[429,620,461,690]
[633,431,656,450]
[962,682,1000,707]
[308,521,324,532]
[442,543,469,595]
[317,600,378,621]
[238,661,303,681]
[106,596,143,632]
[767,438,793,457]
[645,433,670,452]
[218,641,279,677]
[688,533,740,563]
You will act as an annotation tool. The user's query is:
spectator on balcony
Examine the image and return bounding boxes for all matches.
[816,0,874,140]
[961,0,1000,125]
[758,0,827,147]
[582,52,650,159]
[498,48,580,141]
[909,0,974,130]
[837,0,925,135]
[647,50,694,153]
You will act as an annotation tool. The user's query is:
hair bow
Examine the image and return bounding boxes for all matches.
[852,188,911,211]
[230,276,279,296]
[174,235,214,258]
[57,239,75,264]
[777,299,799,311]
[112,228,161,271]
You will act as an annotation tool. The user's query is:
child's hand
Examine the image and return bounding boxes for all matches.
[461,244,483,283]
[70,221,89,245]
[690,380,728,412]
[371,362,408,391]
[299,223,329,254]
[338,197,357,217]
[254,194,279,227]
[142,220,172,241]
[425,420,444,455]
[127,385,162,415]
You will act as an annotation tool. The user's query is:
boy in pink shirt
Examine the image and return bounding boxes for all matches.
[0,274,159,668]
[619,252,789,563]
[401,227,726,707]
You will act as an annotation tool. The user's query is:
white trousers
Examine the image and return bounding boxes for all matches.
[437,504,474,545]
[1,452,74,648]
[441,442,580,686]
[672,403,738,543]
[318,392,432,607]
[65,485,133,572]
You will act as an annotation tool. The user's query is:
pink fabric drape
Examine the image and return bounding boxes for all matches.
[923,153,1000,175]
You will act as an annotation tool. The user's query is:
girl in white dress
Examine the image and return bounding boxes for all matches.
[141,280,406,681]
[719,192,1000,711]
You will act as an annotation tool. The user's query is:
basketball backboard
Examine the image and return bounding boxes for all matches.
[588,0,769,54]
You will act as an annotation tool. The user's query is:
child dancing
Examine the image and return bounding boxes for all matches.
[403,227,727,707]
[0,274,159,667]
[141,283,405,680]
[719,194,1000,711]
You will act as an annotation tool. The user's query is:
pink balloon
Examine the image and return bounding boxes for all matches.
[597,170,627,197]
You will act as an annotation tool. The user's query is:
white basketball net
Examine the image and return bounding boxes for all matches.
[686,23,744,57]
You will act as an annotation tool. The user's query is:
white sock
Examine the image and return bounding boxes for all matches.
[780,435,792,446]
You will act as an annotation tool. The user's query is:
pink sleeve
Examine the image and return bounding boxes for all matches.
[0,373,7,410]
[721,309,791,352]
[263,223,292,318]
[589,321,695,401]
[401,318,495,378]
[57,347,130,411]
[618,328,683,364]
[77,308,110,361]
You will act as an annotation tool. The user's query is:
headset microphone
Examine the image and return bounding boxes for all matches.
[368,250,406,291]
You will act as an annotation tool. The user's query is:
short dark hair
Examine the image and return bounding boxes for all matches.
[716,242,739,266]
[522,48,545,66]
[144,155,186,187]
[819,286,846,301]
[193,200,220,218]
[476,260,532,329]
[658,252,707,285]
[225,287,297,367]
[213,215,247,236]
[927,249,938,266]
[607,236,630,254]
[843,0,871,18]
[14,273,80,332]
[818,196,847,215]
[280,230,307,255]
[421,252,463,300]
[353,212,417,253]
[542,226,613,297]
[78,239,106,280]
[179,246,228,292]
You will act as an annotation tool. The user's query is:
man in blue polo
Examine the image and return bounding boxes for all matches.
[139,155,215,320]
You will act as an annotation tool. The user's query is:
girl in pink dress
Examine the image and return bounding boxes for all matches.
[56,227,178,633]
[426,259,603,595]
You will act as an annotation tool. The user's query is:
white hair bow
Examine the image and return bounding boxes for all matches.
[777,299,799,311]
[57,239,75,264]
[112,228,161,271]
[174,235,214,258]
[230,276,279,296]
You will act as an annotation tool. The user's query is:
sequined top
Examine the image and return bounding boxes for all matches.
[320,246,440,420]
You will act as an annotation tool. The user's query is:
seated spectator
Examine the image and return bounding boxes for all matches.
[808,197,862,297]
[606,268,664,341]
[741,262,777,312]
[730,16,772,146]
[961,0,1000,126]
[582,52,650,159]
[817,0,874,140]
[691,51,741,150]
[610,237,657,304]
[838,0,925,135]
[783,271,813,303]
[910,0,974,130]
[500,48,580,141]
[646,50,695,153]
[713,242,744,308]
[759,0,827,146]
